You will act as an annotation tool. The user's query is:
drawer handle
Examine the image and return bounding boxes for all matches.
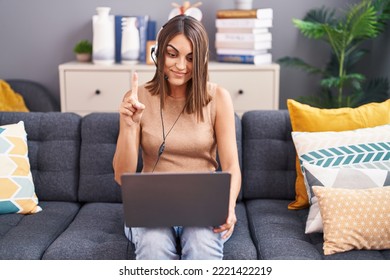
[95,89,101,95]
[238,89,244,95]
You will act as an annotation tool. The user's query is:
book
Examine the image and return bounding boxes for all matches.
[115,15,149,63]
[215,18,273,28]
[216,8,273,19]
[216,32,272,42]
[217,27,270,34]
[216,48,268,56]
[215,40,272,50]
[147,20,156,40]
[217,53,272,65]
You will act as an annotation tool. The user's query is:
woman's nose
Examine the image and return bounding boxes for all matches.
[175,57,187,70]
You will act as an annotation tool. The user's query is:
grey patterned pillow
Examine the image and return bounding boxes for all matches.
[302,162,390,234]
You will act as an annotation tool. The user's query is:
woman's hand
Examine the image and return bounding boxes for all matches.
[119,72,145,127]
[214,207,237,239]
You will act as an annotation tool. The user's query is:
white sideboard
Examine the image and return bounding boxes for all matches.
[59,61,279,116]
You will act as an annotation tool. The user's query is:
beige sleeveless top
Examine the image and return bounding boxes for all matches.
[137,82,218,173]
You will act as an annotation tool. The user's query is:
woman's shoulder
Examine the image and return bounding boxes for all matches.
[207,82,231,102]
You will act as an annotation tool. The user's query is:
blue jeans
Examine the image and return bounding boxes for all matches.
[124,226,228,260]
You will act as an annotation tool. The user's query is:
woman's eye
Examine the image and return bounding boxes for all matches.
[167,52,176,58]
[187,56,193,62]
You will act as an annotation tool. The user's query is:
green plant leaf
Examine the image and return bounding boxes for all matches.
[320,73,365,88]
[73,40,92,54]
[281,0,390,108]
[353,77,390,106]
[346,1,380,40]
[277,57,324,75]
[303,7,337,26]
[292,19,326,39]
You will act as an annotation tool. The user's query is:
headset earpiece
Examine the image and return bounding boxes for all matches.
[151,26,164,66]
[150,45,158,66]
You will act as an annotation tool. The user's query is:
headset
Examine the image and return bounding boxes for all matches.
[150,25,164,67]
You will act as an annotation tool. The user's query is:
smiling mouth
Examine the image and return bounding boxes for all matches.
[172,71,187,76]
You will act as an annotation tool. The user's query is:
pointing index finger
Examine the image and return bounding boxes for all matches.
[131,72,139,99]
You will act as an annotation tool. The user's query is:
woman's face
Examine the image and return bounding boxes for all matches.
[163,34,193,87]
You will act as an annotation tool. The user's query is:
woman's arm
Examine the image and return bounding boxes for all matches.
[213,85,242,239]
[113,72,145,185]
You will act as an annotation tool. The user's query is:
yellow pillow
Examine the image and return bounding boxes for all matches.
[313,186,390,255]
[287,98,390,209]
[0,80,29,112]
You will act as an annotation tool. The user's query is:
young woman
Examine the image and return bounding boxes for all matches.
[113,15,241,260]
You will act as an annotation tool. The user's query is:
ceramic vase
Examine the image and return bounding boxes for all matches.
[121,17,140,64]
[92,7,115,65]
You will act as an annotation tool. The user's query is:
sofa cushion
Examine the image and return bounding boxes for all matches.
[241,110,296,200]
[246,199,322,259]
[0,201,80,259]
[0,112,81,202]
[0,121,41,214]
[246,198,390,259]
[287,99,390,210]
[302,162,390,233]
[222,202,257,259]
[78,113,123,203]
[314,186,390,255]
[43,202,255,260]
[43,202,131,260]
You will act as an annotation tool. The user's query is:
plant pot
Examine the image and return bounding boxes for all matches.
[76,53,91,62]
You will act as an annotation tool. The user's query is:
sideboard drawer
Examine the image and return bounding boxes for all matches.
[210,70,277,113]
[63,71,130,113]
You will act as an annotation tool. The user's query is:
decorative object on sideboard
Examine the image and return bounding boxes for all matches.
[73,40,92,62]
[235,0,253,10]
[121,17,140,64]
[92,7,115,65]
[115,15,151,64]
[278,0,390,108]
[215,8,273,65]
[168,1,203,21]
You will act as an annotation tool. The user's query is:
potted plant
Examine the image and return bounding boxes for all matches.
[73,40,92,62]
[278,0,390,108]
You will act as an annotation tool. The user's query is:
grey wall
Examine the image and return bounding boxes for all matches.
[1,0,388,109]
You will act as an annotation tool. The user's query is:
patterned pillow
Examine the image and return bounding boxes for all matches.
[0,121,41,214]
[302,162,390,233]
[313,186,390,255]
[287,99,390,209]
[292,124,390,171]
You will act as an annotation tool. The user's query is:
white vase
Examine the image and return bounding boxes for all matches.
[121,17,140,64]
[92,7,115,65]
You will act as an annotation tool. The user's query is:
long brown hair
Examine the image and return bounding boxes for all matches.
[145,15,211,122]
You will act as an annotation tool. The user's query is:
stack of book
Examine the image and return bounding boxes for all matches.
[215,8,273,65]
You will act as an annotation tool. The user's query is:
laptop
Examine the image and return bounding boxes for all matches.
[121,172,231,227]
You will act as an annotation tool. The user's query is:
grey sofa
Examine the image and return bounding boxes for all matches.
[0,110,389,260]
